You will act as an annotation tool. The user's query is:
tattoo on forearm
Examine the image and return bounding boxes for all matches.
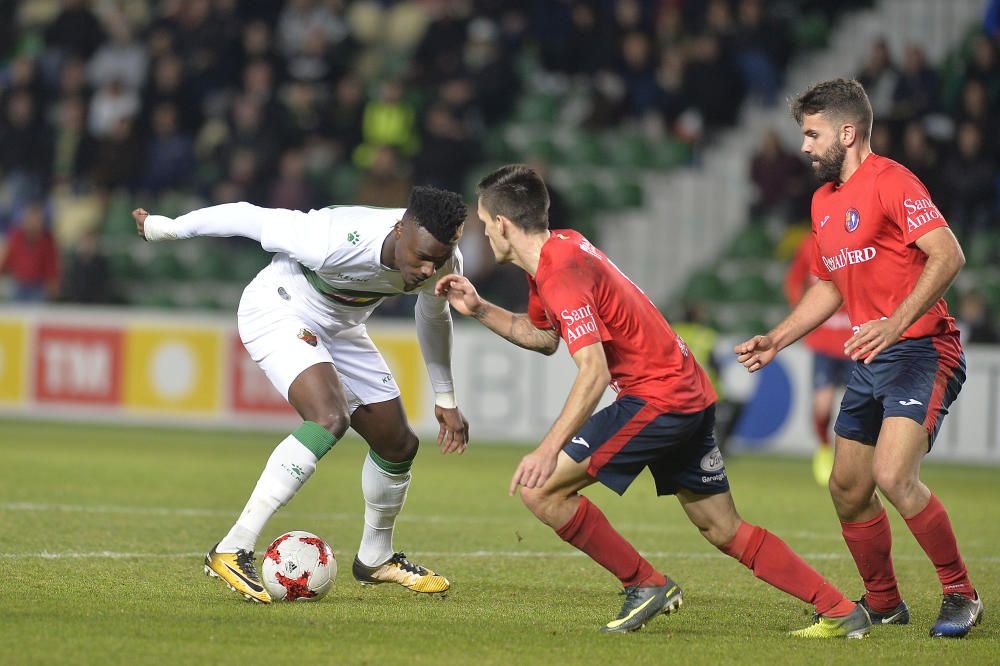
[504,314,557,353]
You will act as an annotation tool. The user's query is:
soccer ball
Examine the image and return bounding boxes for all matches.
[262,531,336,601]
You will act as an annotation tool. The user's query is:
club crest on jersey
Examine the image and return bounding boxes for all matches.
[297,328,318,347]
[845,208,861,232]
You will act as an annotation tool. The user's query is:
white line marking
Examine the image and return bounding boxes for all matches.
[1,550,998,563]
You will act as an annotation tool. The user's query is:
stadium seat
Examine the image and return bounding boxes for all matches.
[725,226,773,260]
[648,138,691,170]
[557,133,603,166]
[605,133,652,169]
[514,92,561,125]
[684,269,727,303]
[565,180,606,212]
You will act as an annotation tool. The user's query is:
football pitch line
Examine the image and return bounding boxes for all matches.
[1,500,845,541]
[1,549,999,563]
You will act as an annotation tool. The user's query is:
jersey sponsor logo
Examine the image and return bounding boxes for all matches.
[297,328,318,347]
[845,208,861,232]
[700,446,724,472]
[821,246,877,273]
[898,398,923,406]
[561,305,599,344]
[676,335,689,357]
[571,436,590,449]
[903,197,942,232]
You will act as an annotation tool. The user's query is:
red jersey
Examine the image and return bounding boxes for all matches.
[526,229,716,413]
[785,234,852,357]
[810,154,959,342]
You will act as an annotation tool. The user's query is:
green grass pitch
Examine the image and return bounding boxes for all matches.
[1,419,997,665]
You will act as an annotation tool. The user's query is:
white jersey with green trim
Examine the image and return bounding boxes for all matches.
[257,205,462,331]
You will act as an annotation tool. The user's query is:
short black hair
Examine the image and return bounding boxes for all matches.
[790,78,873,140]
[476,165,549,233]
[405,185,468,244]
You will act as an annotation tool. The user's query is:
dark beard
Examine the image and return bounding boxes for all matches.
[812,141,847,183]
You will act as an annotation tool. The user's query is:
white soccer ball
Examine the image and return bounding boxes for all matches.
[262,531,336,601]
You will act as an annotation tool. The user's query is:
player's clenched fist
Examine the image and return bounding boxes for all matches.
[133,208,148,239]
[734,334,777,373]
[435,274,485,318]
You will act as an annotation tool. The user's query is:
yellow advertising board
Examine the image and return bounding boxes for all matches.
[0,319,26,403]
[123,325,223,412]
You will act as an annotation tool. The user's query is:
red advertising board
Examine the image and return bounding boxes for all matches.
[230,335,295,414]
[34,325,123,404]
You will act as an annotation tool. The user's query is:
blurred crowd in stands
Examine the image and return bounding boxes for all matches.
[1,0,997,344]
[0,0,844,309]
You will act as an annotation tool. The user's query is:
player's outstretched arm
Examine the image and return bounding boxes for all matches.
[435,274,559,355]
[845,227,964,364]
[735,279,843,373]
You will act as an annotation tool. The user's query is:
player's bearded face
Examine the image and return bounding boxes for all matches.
[811,132,847,183]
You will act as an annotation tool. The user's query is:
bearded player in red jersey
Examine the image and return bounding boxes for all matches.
[437,165,870,637]
[736,79,981,638]
[784,234,854,486]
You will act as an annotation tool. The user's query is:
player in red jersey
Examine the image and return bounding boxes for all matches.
[784,234,854,485]
[736,79,981,638]
[437,165,870,637]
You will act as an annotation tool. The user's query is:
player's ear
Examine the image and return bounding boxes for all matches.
[394,220,402,238]
[841,123,856,147]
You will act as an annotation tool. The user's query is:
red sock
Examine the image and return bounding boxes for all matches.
[555,496,665,588]
[841,510,903,612]
[721,521,854,617]
[904,495,975,599]
[813,413,831,444]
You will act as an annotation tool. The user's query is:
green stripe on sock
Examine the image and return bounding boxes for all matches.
[368,449,412,474]
[292,422,337,459]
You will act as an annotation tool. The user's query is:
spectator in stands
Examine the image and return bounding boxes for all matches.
[61,230,112,304]
[899,120,943,198]
[353,79,419,168]
[267,147,322,211]
[956,290,999,344]
[413,104,479,194]
[749,129,807,222]
[963,34,1000,101]
[323,73,365,162]
[955,79,995,152]
[142,54,201,133]
[857,38,899,117]
[139,103,196,194]
[43,0,105,62]
[88,78,140,139]
[892,45,938,120]
[91,116,144,194]
[87,12,147,93]
[732,0,788,106]
[940,122,997,237]
[0,201,60,302]
[0,89,53,202]
[50,95,96,189]
[355,145,412,208]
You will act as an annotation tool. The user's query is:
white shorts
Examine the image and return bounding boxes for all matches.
[237,273,400,414]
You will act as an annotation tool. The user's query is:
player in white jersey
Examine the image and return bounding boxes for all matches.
[132,186,470,603]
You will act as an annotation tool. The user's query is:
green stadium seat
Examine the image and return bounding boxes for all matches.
[565,180,605,212]
[684,269,727,303]
[603,177,643,209]
[557,133,603,166]
[648,138,691,170]
[147,251,186,281]
[514,93,561,125]
[722,274,771,304]
[726,226,773,260]
[966,232,1000,269]
[605,133,652,169]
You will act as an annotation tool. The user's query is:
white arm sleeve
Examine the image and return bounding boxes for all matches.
[414,250,463,396]
[144,202,331,270]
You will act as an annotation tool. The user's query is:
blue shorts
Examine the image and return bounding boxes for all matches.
[563,396,729,496]
[812,351,854,390]
[834,336,965,450]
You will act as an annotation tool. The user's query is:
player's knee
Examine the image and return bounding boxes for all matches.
[373,428,419,463]
[873,468,917,504]
[519,487,553,521]
[312,409,351,440]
